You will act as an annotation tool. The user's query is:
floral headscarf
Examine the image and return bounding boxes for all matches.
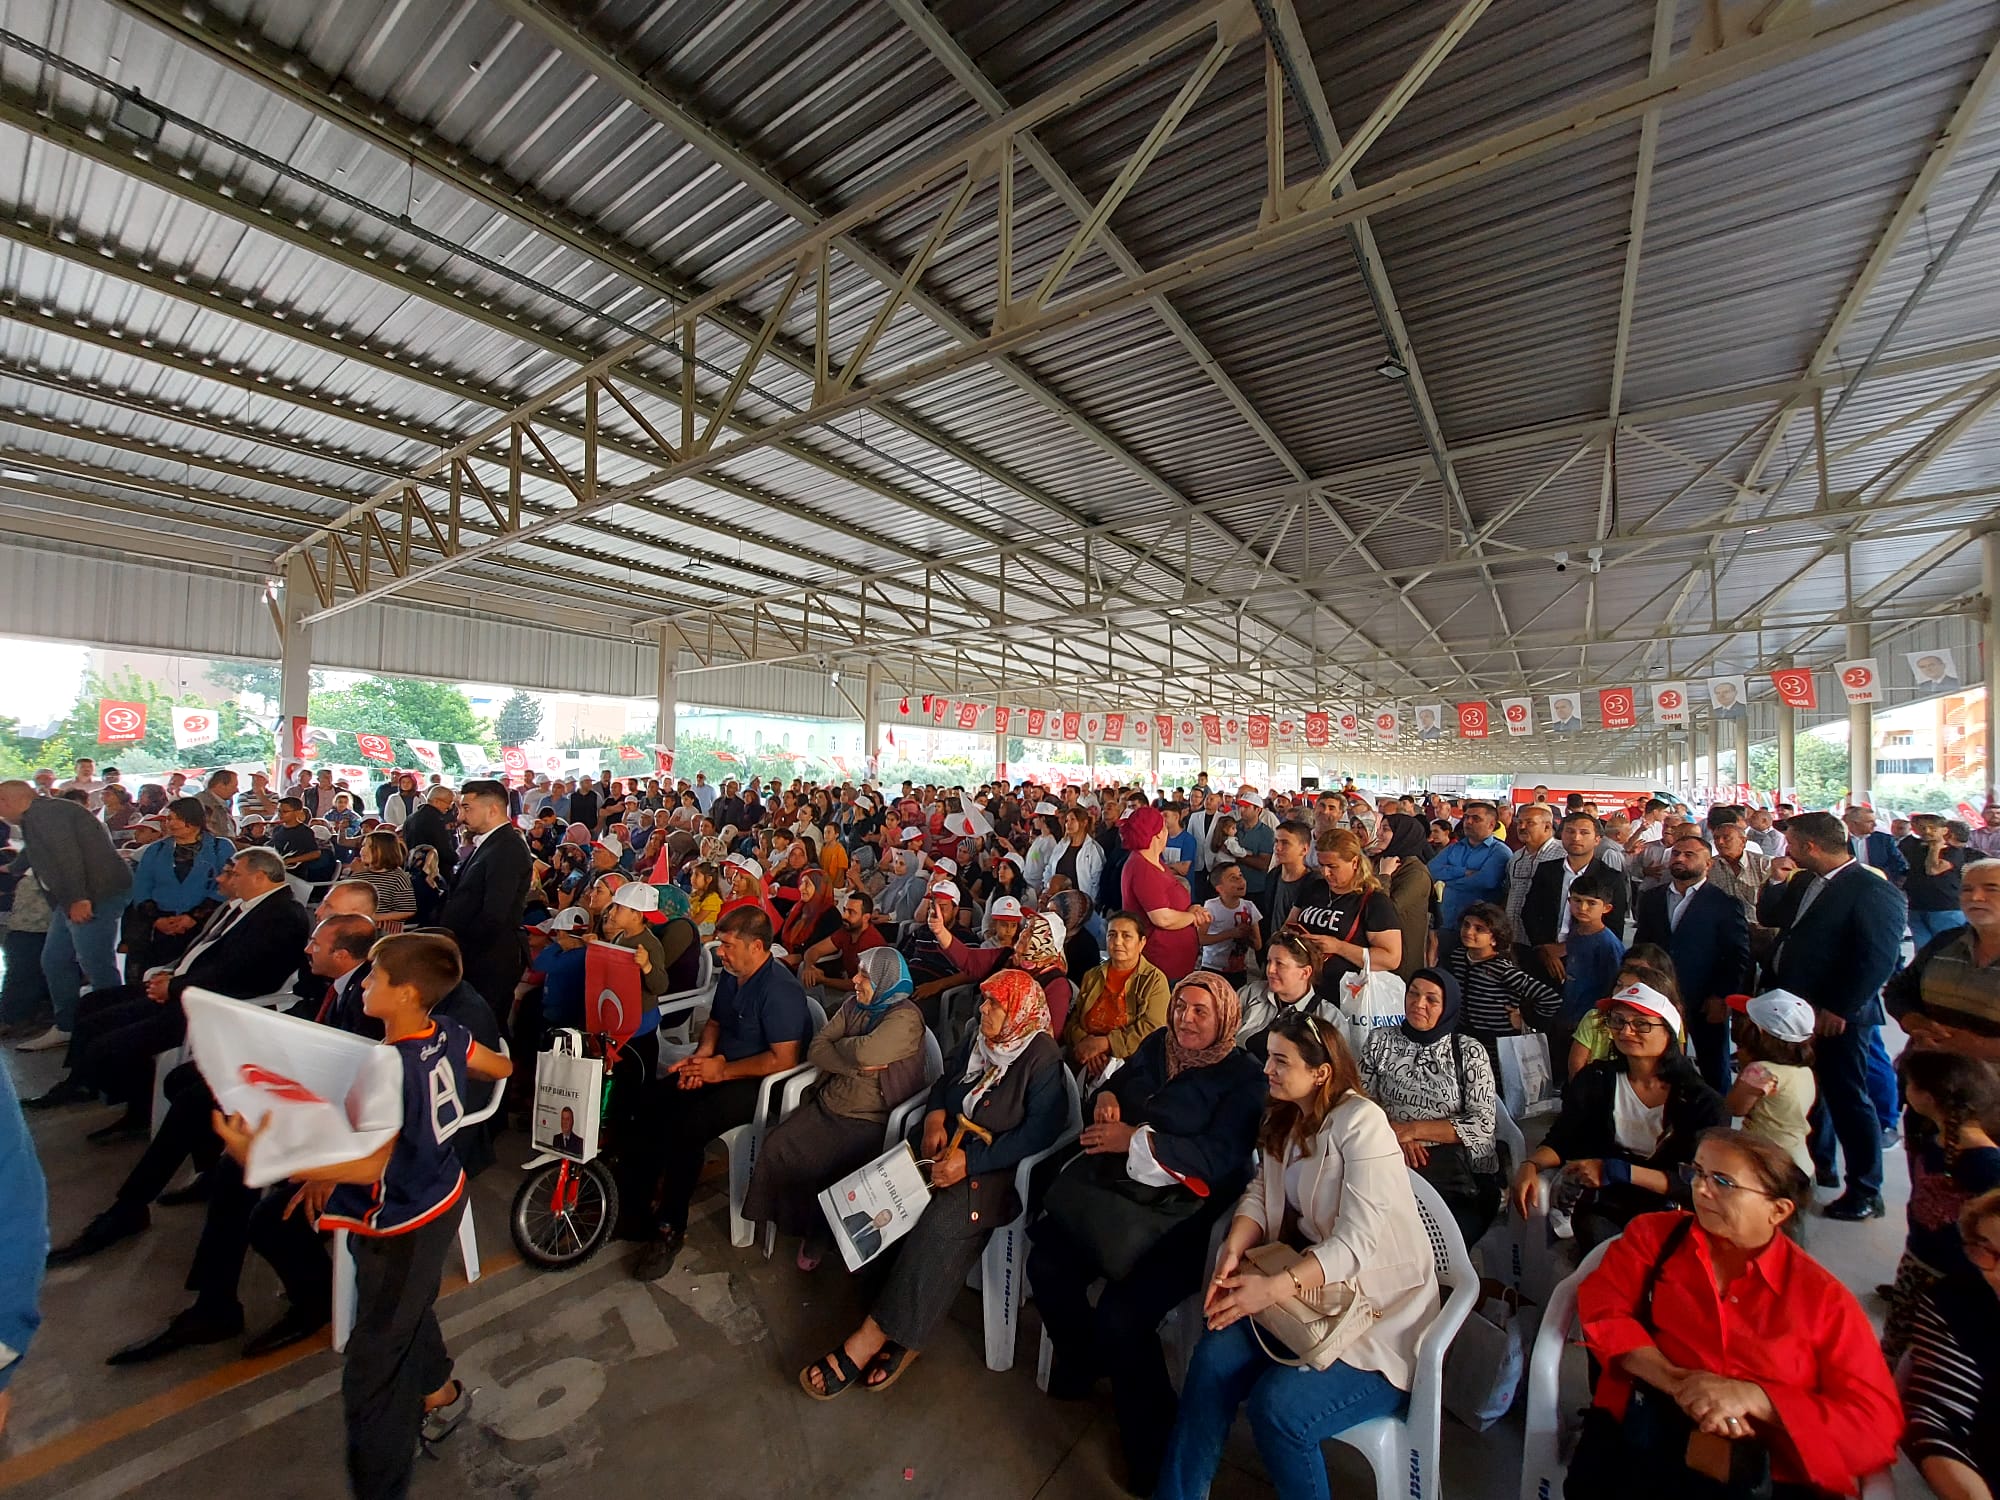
[653,883,691,923]
[1013,911,1066,974]
[1164,971,1243,1079]
[1047,888,1092,937]
[961,969,1051,1112]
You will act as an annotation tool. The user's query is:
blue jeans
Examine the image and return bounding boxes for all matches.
[1907,908,1968,950]
[41,895,129,1031]
[1155,1319,1407,1500]
[1863,1024,1900,1133]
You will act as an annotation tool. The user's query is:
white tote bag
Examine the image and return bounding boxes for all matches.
[1336,953,1406,1060]
[1497,1031,1560,1118]
[183,988,403,1189]
[818,1142,932,1271]
[1441,1278,1529,1430]
[532,1029,605,1164]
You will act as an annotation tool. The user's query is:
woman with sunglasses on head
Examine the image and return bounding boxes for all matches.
[1237,931,1325,1060]
[1904,1186,2000,1500]
[1570,1129,1900,1500]
[1153,1009,1441,1500]
[1511,981,1726,1251]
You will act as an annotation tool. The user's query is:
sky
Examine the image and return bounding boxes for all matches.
[0,639,89,725]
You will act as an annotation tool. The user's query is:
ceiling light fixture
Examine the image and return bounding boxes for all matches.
[683,556,710,573]
[1375,354,1408,380]
[110,91,165,143]
[1,468,35,481]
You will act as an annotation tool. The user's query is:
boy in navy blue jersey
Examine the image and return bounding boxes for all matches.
[216,932,511,1500]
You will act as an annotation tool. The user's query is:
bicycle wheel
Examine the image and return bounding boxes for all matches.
[510,1157,620,1270]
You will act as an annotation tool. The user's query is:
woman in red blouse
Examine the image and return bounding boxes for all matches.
[1119,805,1202,982]
[1574,1127,1901,1497]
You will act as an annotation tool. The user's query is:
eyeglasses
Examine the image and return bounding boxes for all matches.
[1688,1164,1774,1199]
[1962,1232,2000,1268]
[1603,1014,1662,1036]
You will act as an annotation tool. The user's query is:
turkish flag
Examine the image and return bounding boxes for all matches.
[356,733,395,763]
[1598,688,1637,730]
[617,745,645,762]
[1457,703,1490,739]
[1770,668,1817,710]
[97,699,147,745]
[1305,712,1329,747]
[585,941,644,1042]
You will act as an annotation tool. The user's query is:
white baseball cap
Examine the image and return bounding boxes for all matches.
[934,857,958,876]
[1599,981,1683,1039]
[899,826,923,842]
[595,834,625,858]
[1730,988,1815,1044]
[723,853,764,881]
[930,880,962,906]
[989,895,1023,920]
[611,883,661,914]
[538,907,593,934]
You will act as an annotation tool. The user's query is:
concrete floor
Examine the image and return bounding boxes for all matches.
[2,1037,1926,1500]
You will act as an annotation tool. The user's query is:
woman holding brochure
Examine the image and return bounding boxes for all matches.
[744,948,926,1270]
[799,969,1065,1399]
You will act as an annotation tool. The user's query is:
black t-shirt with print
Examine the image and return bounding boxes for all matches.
[1290,884,1400,998]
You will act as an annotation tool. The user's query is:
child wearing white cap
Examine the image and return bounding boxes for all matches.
[1724,989,1818,1177]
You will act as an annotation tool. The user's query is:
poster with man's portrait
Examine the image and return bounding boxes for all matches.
[1707,676,1748,721]
[1905,650,1960,694]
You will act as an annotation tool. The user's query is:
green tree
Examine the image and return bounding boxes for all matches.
[309,678,487,771]
[1748,731,1854,809]
[43,669,271,775]
[206,659,289,709]
[493,691,543,747]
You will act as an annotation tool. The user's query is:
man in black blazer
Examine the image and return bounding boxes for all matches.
[401,784,459,881]
[1520,811,1630,983]
[1758,811,1907,1220]
[26,847,311,1134]
[439,778,532,1021]
[1633,832,1750,1090]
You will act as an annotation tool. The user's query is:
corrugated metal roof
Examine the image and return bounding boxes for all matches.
[0,0,1991,761]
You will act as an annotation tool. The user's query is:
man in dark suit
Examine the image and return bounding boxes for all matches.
[1633,832,1750,1089]
[439,779,532,1022]
[1759,811,1907,1220]
[401,784,458,881]
[1842,805,1908,886]
[25,847,311,1136]
[1521,811,1630,984]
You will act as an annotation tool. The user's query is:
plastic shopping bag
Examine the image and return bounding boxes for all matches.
[819,1142,932,1271]
[1442,1278,1529,1430]
[1498,1031,1560,1119]
[533,1029,605,1163]
[183,988,402,1189]
[1336,956,1406,1060]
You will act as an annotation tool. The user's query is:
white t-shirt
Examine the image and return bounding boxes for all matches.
[1613,1073,1665,1157]
[1200,896,1263,971]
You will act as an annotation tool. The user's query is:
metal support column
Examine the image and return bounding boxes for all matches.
[1847,622,1873,805]
[1086,741,1098,787]
[277,555,313,781]
[864,663,882,782]
[995,727,1008,785]
[656,625,680,765]
[1985,530,2000,800]
[1733,717,1752,801]
[1776,706,1796,804]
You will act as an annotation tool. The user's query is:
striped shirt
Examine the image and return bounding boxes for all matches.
[1902,1282,1998,1479]
[1445,948,1563,1042]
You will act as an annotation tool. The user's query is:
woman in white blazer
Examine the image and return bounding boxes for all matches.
[1155,1009,1441,1500]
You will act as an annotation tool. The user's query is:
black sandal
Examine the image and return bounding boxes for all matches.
[798,1348,864,1401]
[863,1342,917,1393]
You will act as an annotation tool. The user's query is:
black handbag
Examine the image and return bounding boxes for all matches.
[1413,1036,1502,1235]
[1565,1216,1774,1500]
[1040,1149,1205,1280]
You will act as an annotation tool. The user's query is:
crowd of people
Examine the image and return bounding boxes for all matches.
[2,755,1998,1500]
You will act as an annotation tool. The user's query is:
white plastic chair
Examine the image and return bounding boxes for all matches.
[720,998,826,1249]
[1519,1239,1613,1500]
[1330,1171,1481,1500]
[756,1026,946,1257]
[332,1040,508,1352]
[657,943,715,1040]
[1476,1107,1531,1283]
[965,1064,1083,1371]
[933,981,979,1049]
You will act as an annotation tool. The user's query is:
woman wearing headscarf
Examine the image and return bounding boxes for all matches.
[1358,966,1502,1248]
[1376,812,1436,980]
[800,970,1066,1399]
[930,907,1078,1033]
[746,947,928,1270]
[650,882,704,994]
[1065,911,1172,1078]
[777,868,839,967]
[1030,972,1266,1495]
[1119,804,1203,983]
